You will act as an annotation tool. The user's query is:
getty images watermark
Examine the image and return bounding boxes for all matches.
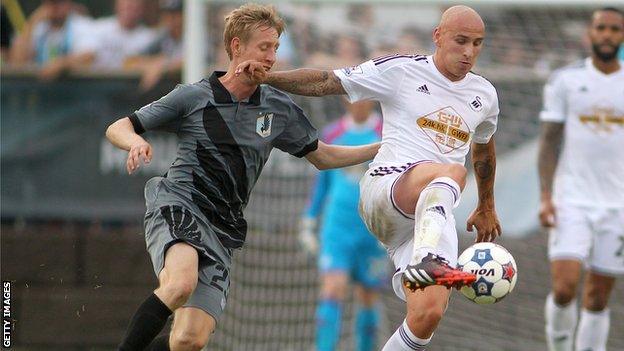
[2,281,12,348]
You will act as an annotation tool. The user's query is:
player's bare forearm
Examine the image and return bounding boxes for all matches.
[305,141,379,170]
[471,138,497,209]
[105,117,147,151]
[537,121,564,199]
[267,69,346,97]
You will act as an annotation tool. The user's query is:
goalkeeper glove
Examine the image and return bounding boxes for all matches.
[298,217,319,258]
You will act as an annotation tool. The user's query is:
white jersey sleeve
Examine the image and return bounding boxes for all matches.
[539,71,567,123]
[333,57,411,103]
[473,89,499,144]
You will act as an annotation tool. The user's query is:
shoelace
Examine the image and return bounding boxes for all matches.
[426,254,451,266]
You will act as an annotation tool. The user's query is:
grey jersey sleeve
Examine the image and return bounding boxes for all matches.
[129,84,190,134]
[274,103,319,158]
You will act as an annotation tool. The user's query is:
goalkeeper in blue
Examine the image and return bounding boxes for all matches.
[300,100,388,351]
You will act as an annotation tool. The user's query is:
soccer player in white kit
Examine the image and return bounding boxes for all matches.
[538,7,624,351]
[237,5,502,350]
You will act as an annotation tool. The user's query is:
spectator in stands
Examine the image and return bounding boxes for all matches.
[126,0,184,91]
[1,4,14,63]
[306,33,366,68]
[394,27,429,55]
[88,0,158,70]
[8,0,94,80]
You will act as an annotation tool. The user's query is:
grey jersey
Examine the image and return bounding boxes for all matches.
[130,71,318,254]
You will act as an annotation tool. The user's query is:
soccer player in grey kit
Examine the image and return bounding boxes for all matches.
[105,4,379,351]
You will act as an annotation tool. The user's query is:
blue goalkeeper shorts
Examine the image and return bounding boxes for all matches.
[318,222,387,289]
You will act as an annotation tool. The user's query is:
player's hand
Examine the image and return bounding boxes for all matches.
[298,217,319,259]
[234,60,268,85]
[127,141,153,174]
[539,197,556,228]
[466,207,502,243]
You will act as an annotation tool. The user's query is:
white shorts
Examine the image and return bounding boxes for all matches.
[548,204,624,276]
[359,161,459,301]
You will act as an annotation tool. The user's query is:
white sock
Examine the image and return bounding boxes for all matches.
[411,177,460,264]
[382,319,431,351]
[545,293,577,351]
[575,308,610,351]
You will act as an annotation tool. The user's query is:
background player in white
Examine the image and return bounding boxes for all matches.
[237,5,501,350]
[538,7,624,351]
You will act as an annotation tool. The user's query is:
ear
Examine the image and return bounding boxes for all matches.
[231,37,242,57]
[433,27,442,48]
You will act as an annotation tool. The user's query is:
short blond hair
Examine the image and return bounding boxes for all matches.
[223,3,286,60]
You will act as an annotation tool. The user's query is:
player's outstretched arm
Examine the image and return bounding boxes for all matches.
[537,121,564,227]
[466,137,501,242]
[236,60,346,97]
[106,117,153,174]
[305,141,379,170]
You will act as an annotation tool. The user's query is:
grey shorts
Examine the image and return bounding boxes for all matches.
[144,199,231,321]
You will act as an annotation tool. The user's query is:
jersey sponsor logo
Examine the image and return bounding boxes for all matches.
[469,96,483,112]
[256,112,274,137]
[341,65,363,76]
[578,106,624,133]
[417,106,471,154]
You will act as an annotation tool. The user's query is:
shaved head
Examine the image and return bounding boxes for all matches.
[432,6,486,81]
[439,6,485,33]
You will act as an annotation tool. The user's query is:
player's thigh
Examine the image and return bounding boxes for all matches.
[170,306,216,347]
[548,204,593,264]
[581,271,616,311]
[183,257,230,324]
[359,167,415,247]
[393,162,467,215]
[159,242,200,285]
[588,207,624,276]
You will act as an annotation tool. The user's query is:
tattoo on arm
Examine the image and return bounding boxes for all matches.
[472,138,497,208]
[537,122,564,195]
[267,69,346,96]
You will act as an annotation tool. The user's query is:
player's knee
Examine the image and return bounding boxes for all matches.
[321,280,347,301]
[170,329,207,351]
[443,164,467,189]
[354,287,378,307]
[583,287,610,311]
[406,304,445,330]
[159,279,196,306]
[552,281,577,305]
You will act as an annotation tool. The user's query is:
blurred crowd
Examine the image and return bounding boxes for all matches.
[2,0,184,90]
[1,1,623,91]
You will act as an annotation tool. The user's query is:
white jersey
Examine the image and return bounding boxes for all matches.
[334,54,499,168]
[540,58,624,208]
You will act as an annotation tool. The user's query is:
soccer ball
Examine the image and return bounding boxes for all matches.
[457,242,518,304]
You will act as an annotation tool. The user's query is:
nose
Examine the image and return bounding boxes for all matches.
[266,50,277,65]
[463,46,474,60]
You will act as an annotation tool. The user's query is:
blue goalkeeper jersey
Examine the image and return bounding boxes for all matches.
[304,114,382,241]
